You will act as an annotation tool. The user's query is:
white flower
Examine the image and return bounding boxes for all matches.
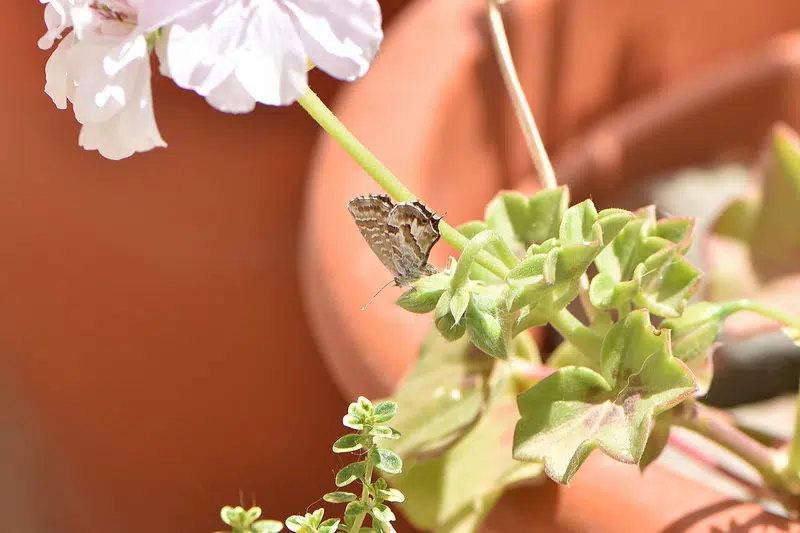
[40,1,166,160]
[148,0,383,111]
[38,0,384,158]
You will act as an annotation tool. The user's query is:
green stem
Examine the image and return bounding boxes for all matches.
[296,87,412,201]
[348,457,374,533]
[296,86,509,279]
[672,398,785,490]
[547,309,602,360]
[716,299,800,476]
[720,299,800,332]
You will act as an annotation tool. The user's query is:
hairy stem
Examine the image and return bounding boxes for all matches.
[296,86,509,279]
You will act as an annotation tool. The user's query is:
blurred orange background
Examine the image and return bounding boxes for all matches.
[3,2,800,533]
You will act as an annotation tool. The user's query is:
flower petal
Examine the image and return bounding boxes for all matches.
[280,0,382,81]
[38,0,76,49]
[162,0,307,106]
[77,59,166,160]
[134,0,216,33]
[44,32,76,108]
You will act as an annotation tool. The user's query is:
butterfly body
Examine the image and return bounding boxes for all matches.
[347,194,442,286]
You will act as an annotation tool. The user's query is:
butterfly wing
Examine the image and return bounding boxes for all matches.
[386,201,441,284]
[347,195,400,276]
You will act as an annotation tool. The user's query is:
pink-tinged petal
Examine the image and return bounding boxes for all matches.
[159,5,239,98]
[205,76,257,113]
[38,0,76,49]
[43,32,76,108]
[77,59,166,159]
[233,0,307,105]
[163,0,307,106]
[133,0,215,33]
[280,0,382,81]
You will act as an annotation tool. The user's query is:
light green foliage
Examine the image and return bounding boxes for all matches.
[390,187,718,489]
[215,506,283,533]
[323,397,405,533]
[513,311,696,483]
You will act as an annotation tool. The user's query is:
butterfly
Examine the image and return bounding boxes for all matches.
[347,194,442,287]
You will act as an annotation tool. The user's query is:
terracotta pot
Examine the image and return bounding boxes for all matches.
[0,2,416,533]
[300,0,800,531]
[302,0,800,400]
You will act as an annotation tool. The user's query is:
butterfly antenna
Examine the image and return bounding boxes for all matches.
[361,279,396,311]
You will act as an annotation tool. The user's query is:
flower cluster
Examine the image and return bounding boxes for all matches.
[38,0,383,159]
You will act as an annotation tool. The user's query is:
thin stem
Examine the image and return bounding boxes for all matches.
[717,299,800,475]
[297,87,412,201]
[296,87,510,279]
[485,0,596,322]
[672,398,784,490]
[721,299,800,333]
[547,309,602,361]
[348,459,374,533]
[485,0,556,190]
[667,431,766,498]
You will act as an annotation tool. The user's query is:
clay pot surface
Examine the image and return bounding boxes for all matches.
[0,2,415,533]
[300,0,800,531]
[301,0,800,409]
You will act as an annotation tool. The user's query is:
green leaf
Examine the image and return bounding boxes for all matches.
[466,298,508,360]
[310,509,325,527]
[221,506,242,527]
[376,487,405,503]
[589,272,638,310]
[559,199,600,245]
[597,208,634,244]
[246,507,263,523]
[342,414,363,431]
[333,434,363,453]
[456,223,496,282]
[710,197,758,241]
[375,448,403,474]
[633,243,701,317]
[457,221,489,238]
[368,426,400,440]
[251,520,284,533]
[336,461,367,487]
[372,401,398,423]
[655,217,695,253]
[661,302,724,395]
[594,218,654,282]
[318,520,339,533]
[395,272,450,313]
[513,310,697,484]
[370,504,396,523]
[388,368,544,533]
[450,288,470,325]
[434,290,468,340]
[342,501,368,527]
[748,123,800,281]
[485,188,569,252]
[284,516,306,533]
[550,243,601,283]
[323,492,357,504]
[387,330,494,458]
[639,413,671,472]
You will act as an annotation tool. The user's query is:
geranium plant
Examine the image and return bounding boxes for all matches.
[35,0,800,532]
